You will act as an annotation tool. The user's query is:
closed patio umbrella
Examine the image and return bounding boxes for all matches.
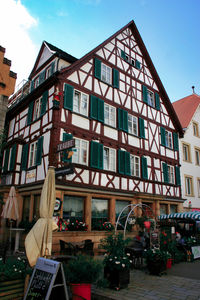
[1,186,19,221]
[25,166,58,267]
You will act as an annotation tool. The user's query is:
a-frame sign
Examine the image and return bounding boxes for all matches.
[24,257,69,300]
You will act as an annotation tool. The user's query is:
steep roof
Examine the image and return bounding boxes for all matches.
[172,93,200,129]
[29,41,77,79]
[60,20,183,137]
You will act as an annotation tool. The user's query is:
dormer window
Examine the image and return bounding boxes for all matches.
[45,66,51,79]
[34,77,40,88]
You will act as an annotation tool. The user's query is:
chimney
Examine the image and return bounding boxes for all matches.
[192,86,195,94]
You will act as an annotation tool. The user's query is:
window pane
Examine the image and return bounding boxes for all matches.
[74,91,80,113]
[170,205,177,214]
[33,195,40,220]
[116,200,130,219]
[22,196,30,221]
[160,204,167,215]
[92,198,108,230]
[63,195,84,221]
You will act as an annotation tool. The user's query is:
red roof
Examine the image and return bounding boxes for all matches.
[172,94,200,128]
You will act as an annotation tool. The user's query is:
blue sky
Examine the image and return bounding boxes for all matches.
[1,0,200,102]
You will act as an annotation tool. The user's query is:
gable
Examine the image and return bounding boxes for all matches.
[61,20,183,136]
[36,45,55,70]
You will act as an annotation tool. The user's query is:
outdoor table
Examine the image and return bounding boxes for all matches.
[10,228,25,253]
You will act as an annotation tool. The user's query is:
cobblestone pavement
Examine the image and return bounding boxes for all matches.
[92,268,200,300]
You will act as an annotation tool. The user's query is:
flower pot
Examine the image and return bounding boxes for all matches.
[71,283,91,300]
[104,267,130,290]
[147,260,166,275]
[166,258,173,269]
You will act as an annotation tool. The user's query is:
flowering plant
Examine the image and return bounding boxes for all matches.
[57,217,88,231]
[100,233,132,271]
[0,256,28,281]
[143,247,169,264]
[92,219,114,231]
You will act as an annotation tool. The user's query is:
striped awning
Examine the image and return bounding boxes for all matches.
[159,211,200,221]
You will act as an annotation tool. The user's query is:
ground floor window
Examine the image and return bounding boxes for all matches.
[33,194,40,220]
[170,205,177,214]
[63,195,84,222]
[116,200,130,230]
[91,198,108,230]
[22,196,30,221]
[160,204,168,215]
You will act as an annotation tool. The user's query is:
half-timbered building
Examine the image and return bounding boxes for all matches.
[0,21,184,251]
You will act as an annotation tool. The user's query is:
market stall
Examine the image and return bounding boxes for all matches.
[159,212,200,260]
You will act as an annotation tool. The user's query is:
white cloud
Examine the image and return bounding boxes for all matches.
[0,0,38,89]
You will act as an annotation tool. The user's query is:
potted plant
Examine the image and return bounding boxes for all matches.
[143,247,168,275]
[99,233,132,290]
[64,255,102,300]
[0,256,31,299]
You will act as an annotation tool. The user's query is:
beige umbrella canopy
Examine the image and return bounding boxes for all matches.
[1,186,19,221]
[25,167,58,267]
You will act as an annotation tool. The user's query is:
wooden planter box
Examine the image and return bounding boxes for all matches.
[0,279,24,300]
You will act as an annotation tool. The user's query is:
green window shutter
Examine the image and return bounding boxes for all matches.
[40,91,48,116]
[27,101,34,125]
[90,95,98,120]
[135,60,141,70]
[123,110,128,132]
[175,166,181,186]
[50,61,55,75]
[173,132,179,151]
[162,163,169,183]
[98,98,104,123]
[64,84,74,111]
[9,144,17,171]
[118,108,128,132]
[141,156,148,179]
[125,151,131,175]
[160,127,166,146]
[36,136,44,166]
[118,150,125,174]
[121,50,126,60]
[113,68,119,88]
[139,117,145,138]
[142,85,148,104]
[62,133,73,162]
[21,144,28,171]
[118,108,123,131]
[94,58,101,80]
[155,92,160,111]
[3,148,9,173]
[39,71,45,85]
[90,141,102,169]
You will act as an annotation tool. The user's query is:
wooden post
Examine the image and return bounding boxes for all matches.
[85,195,91,231]
[109,197,115,225]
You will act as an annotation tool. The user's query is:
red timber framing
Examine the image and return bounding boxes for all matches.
[0,21,184,250]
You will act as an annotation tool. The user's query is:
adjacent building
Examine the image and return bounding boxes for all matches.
[173,93,200,210]
[0,21,184,249]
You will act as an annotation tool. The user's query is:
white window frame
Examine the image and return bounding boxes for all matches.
[128,114,138,136]
[72,138,88,165]
[33,96,42,121]
[101,63,112,85]
[130,154,140,177]
[165,131,173,149]
[103,146,116,172]
[104,103,116,127]
[147,89,155,107]
[28,141,38,168]
[73,90,89,117]
[167,165,175,184]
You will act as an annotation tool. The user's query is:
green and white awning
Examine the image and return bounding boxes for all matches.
[159,211,200,221]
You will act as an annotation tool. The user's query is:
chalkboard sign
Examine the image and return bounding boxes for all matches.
[24,258,69,300]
